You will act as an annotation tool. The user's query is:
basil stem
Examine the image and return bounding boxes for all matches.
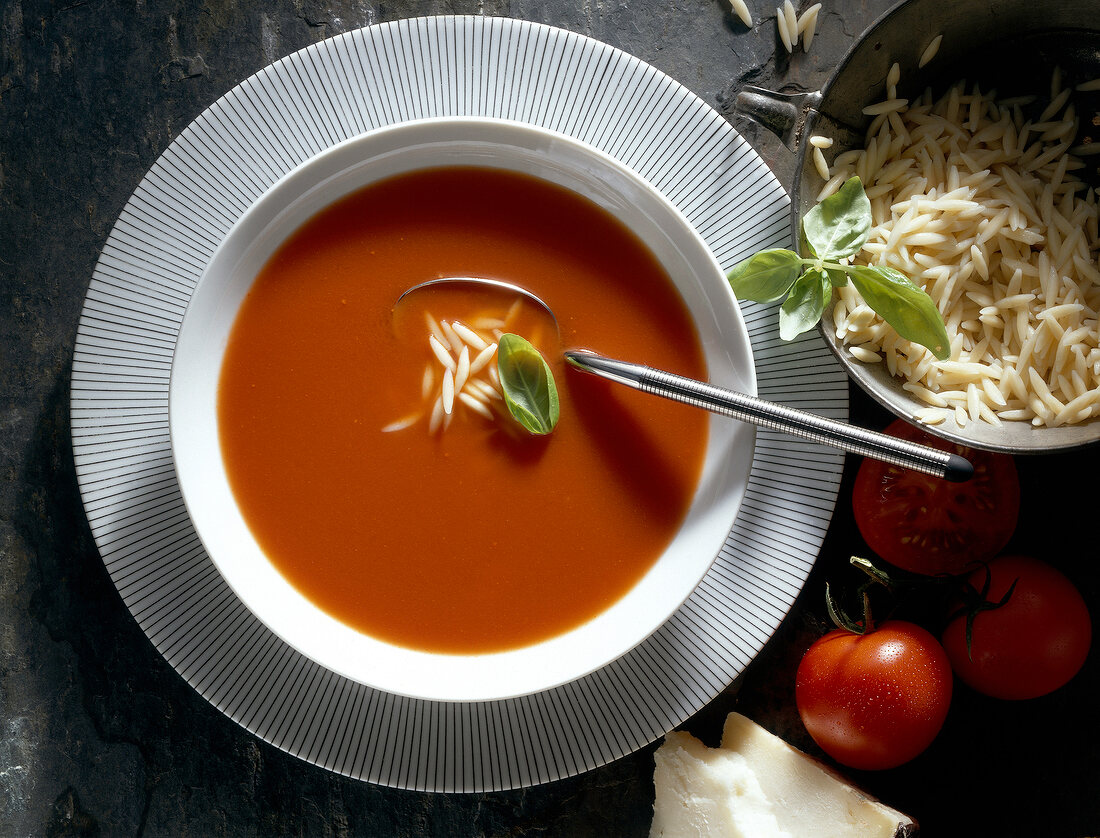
[496,333,560,435]
[726,176,950,359]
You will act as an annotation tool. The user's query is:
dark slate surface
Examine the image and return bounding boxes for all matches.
[2,0,1098,835]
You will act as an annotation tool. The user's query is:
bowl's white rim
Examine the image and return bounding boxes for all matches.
[168,116,758,702]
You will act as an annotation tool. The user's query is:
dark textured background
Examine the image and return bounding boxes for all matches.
[2,0,1098,835]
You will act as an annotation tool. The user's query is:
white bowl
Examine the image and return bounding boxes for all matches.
[169,117,757,702]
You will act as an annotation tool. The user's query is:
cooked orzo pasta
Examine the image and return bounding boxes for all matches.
[822,71,1100,428]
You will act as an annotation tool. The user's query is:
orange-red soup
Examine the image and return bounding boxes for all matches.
[218,166,709,654]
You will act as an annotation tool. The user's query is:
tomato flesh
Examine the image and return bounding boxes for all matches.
[795,620,953,770]
[942,554,1092,700]
[852,419,1020,575]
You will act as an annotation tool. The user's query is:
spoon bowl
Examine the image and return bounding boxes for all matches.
[396,277,558,327]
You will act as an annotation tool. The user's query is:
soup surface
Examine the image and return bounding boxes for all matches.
[218,166,710,654]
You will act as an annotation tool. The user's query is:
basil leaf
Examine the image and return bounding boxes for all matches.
[496,333,560,435]
[726,249,803,303]
[801,176,872,260]
[825,267,849,288]
[848,265,951,360]
[779,268,831,340]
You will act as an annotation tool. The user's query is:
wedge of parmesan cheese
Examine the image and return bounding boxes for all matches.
[650,713,917,838]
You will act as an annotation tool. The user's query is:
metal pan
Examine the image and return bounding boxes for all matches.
[735,0,1100,453]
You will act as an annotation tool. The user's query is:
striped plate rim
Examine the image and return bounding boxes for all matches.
[70,15,847,792]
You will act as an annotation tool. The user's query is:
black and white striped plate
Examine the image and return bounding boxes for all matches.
[70,16,847,791]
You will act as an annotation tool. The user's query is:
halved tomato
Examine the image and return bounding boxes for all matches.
[851,419,1020,575]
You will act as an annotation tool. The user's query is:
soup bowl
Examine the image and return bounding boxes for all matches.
[169,117,756,702]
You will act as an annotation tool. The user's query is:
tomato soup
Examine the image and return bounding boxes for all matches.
[218,166,710,654]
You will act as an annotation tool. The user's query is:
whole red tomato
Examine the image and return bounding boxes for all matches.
[941,554,1091,700]
[795,620,953,770]
[852,418,1020,575]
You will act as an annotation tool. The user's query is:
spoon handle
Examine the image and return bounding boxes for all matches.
[563,350,972,482]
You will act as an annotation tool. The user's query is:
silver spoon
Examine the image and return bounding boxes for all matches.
[396,277,973,482]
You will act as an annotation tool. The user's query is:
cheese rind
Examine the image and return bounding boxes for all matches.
[649,714,917,838]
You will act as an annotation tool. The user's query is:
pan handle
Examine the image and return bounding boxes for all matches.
[733,86,822,151]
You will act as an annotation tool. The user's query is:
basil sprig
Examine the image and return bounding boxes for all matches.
[727,176,950,360]
[496,333,560,435]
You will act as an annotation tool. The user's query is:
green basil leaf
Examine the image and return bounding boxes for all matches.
[779,268,831,340]
[799,225,817,259]
[848,265,951,360]
[825,267,849,288]
[726,249,803,303]
[801,176,872,260]
[496,333,560,435]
